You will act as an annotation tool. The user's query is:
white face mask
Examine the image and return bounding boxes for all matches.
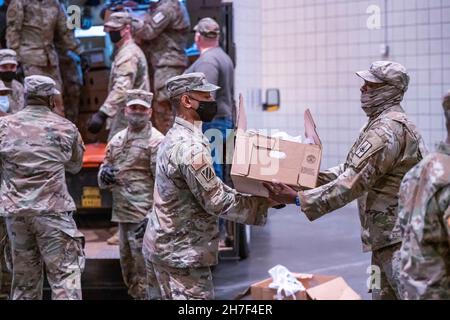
[0,96,10,113]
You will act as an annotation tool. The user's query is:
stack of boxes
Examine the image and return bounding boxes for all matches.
[78,48,110,143]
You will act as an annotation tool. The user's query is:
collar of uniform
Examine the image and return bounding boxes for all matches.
[174,117,203,136]
[437,141,450,155]
[117,39,136,54]
[125,122,152,141]
[24,104,52,112]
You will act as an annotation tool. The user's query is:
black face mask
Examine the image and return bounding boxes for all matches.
[190,97,217,122]
[0,71,15,82]
[109,30,122,44]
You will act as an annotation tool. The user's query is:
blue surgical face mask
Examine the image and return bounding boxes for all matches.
[0,96,10,113]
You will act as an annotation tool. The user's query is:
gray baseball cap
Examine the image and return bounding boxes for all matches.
[104,12,132,30]
[0,49,18,66]
[126,89,153,109]
[357,61,410,91]
[166,72,220,99]
[24,75,60,97]
[194,17,220,38]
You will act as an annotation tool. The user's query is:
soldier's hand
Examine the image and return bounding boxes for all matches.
[263,181,298,205]
[100,164,118,185]
[88,111,108,134]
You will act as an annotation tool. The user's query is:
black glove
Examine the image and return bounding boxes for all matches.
[88,111,108,134]
[100,164,118,185]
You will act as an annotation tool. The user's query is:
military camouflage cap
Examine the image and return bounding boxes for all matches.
[443,90,450,111]
[24,75,60,97]
[194,17,220,38]
[104,12,132,30]
[0,49,18,66]
[126,89,153,109]
[166,72,220,98]
[0,80,12,95]
[357,61,410,91]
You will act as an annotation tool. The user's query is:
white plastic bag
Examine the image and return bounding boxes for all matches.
[268,265,306,300]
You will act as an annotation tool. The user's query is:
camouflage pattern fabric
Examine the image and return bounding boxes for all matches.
[98,123,164,223]
[99,40,149,141]
[143,116,269,271]
[134,0,190,70]
[58,51,81,123]
[0,104,84,217]
[0,217,12,300]
[371,243,401,300]
[299,105,426,253]
[142,245,162,300]
[394,142,450,300]
[5,212,85,300]
[149,261,214,300]
[118,221,147,300]
[3,79,24,114]
[6,0,82,89]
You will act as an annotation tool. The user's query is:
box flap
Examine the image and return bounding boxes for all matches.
[304,109,322,146]
[236,94,247,131]
[305,277,361,300]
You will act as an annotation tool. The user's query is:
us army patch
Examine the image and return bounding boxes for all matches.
[201,166,214,182]
[152,12,166,24]
[355,140,373,158]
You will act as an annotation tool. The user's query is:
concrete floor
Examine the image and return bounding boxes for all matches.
[213,203,372,300]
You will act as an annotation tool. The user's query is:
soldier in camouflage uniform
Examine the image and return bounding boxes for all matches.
[88,12,150,141]
[98,89,164,300]
[393,92,450,300]
[0,49,24,300]
[0,82,12,299]
[0,75,85,300]
[6,0,83,91]
[134,0,190,134]
[265,61,427,300]
[142,73,270,300]
[0,49,24,116]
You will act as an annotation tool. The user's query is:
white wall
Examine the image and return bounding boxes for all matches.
[235,0,450,169]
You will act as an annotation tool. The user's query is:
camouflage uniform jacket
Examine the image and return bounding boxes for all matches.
[98,123,164,223]
[143,117,269,268]
[395,142,450,300]
[134,0,190,68]
[299,105,427,252]
[100,41,149,133]
[6,0,82,67]
[0,105,85,217]
[4,79,24,114]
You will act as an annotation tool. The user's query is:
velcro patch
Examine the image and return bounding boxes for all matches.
[152,12,166,24]
[201,166,214,182]
[355,140,373,158]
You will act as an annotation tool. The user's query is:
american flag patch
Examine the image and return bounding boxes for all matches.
[201,166,214,182]
[355,140,373,158]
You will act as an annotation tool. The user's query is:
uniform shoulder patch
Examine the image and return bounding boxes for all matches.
[152,11,166,24]
[355,140,373,158]
[351,131,385,168]
[200,166,214,182]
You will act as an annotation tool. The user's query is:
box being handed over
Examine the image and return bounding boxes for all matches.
[231,95,322,197]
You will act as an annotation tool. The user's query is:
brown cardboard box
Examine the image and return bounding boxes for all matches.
[250,273,361,300]
[80,88,108,113]
[231,95,322,197]
[84,69,110,92]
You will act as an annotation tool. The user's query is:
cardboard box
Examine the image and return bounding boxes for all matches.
[231,95,322,197]
[80,88,108,113]
[84,69,110,92]
[250,273,361,300]
[82,48,109,69]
